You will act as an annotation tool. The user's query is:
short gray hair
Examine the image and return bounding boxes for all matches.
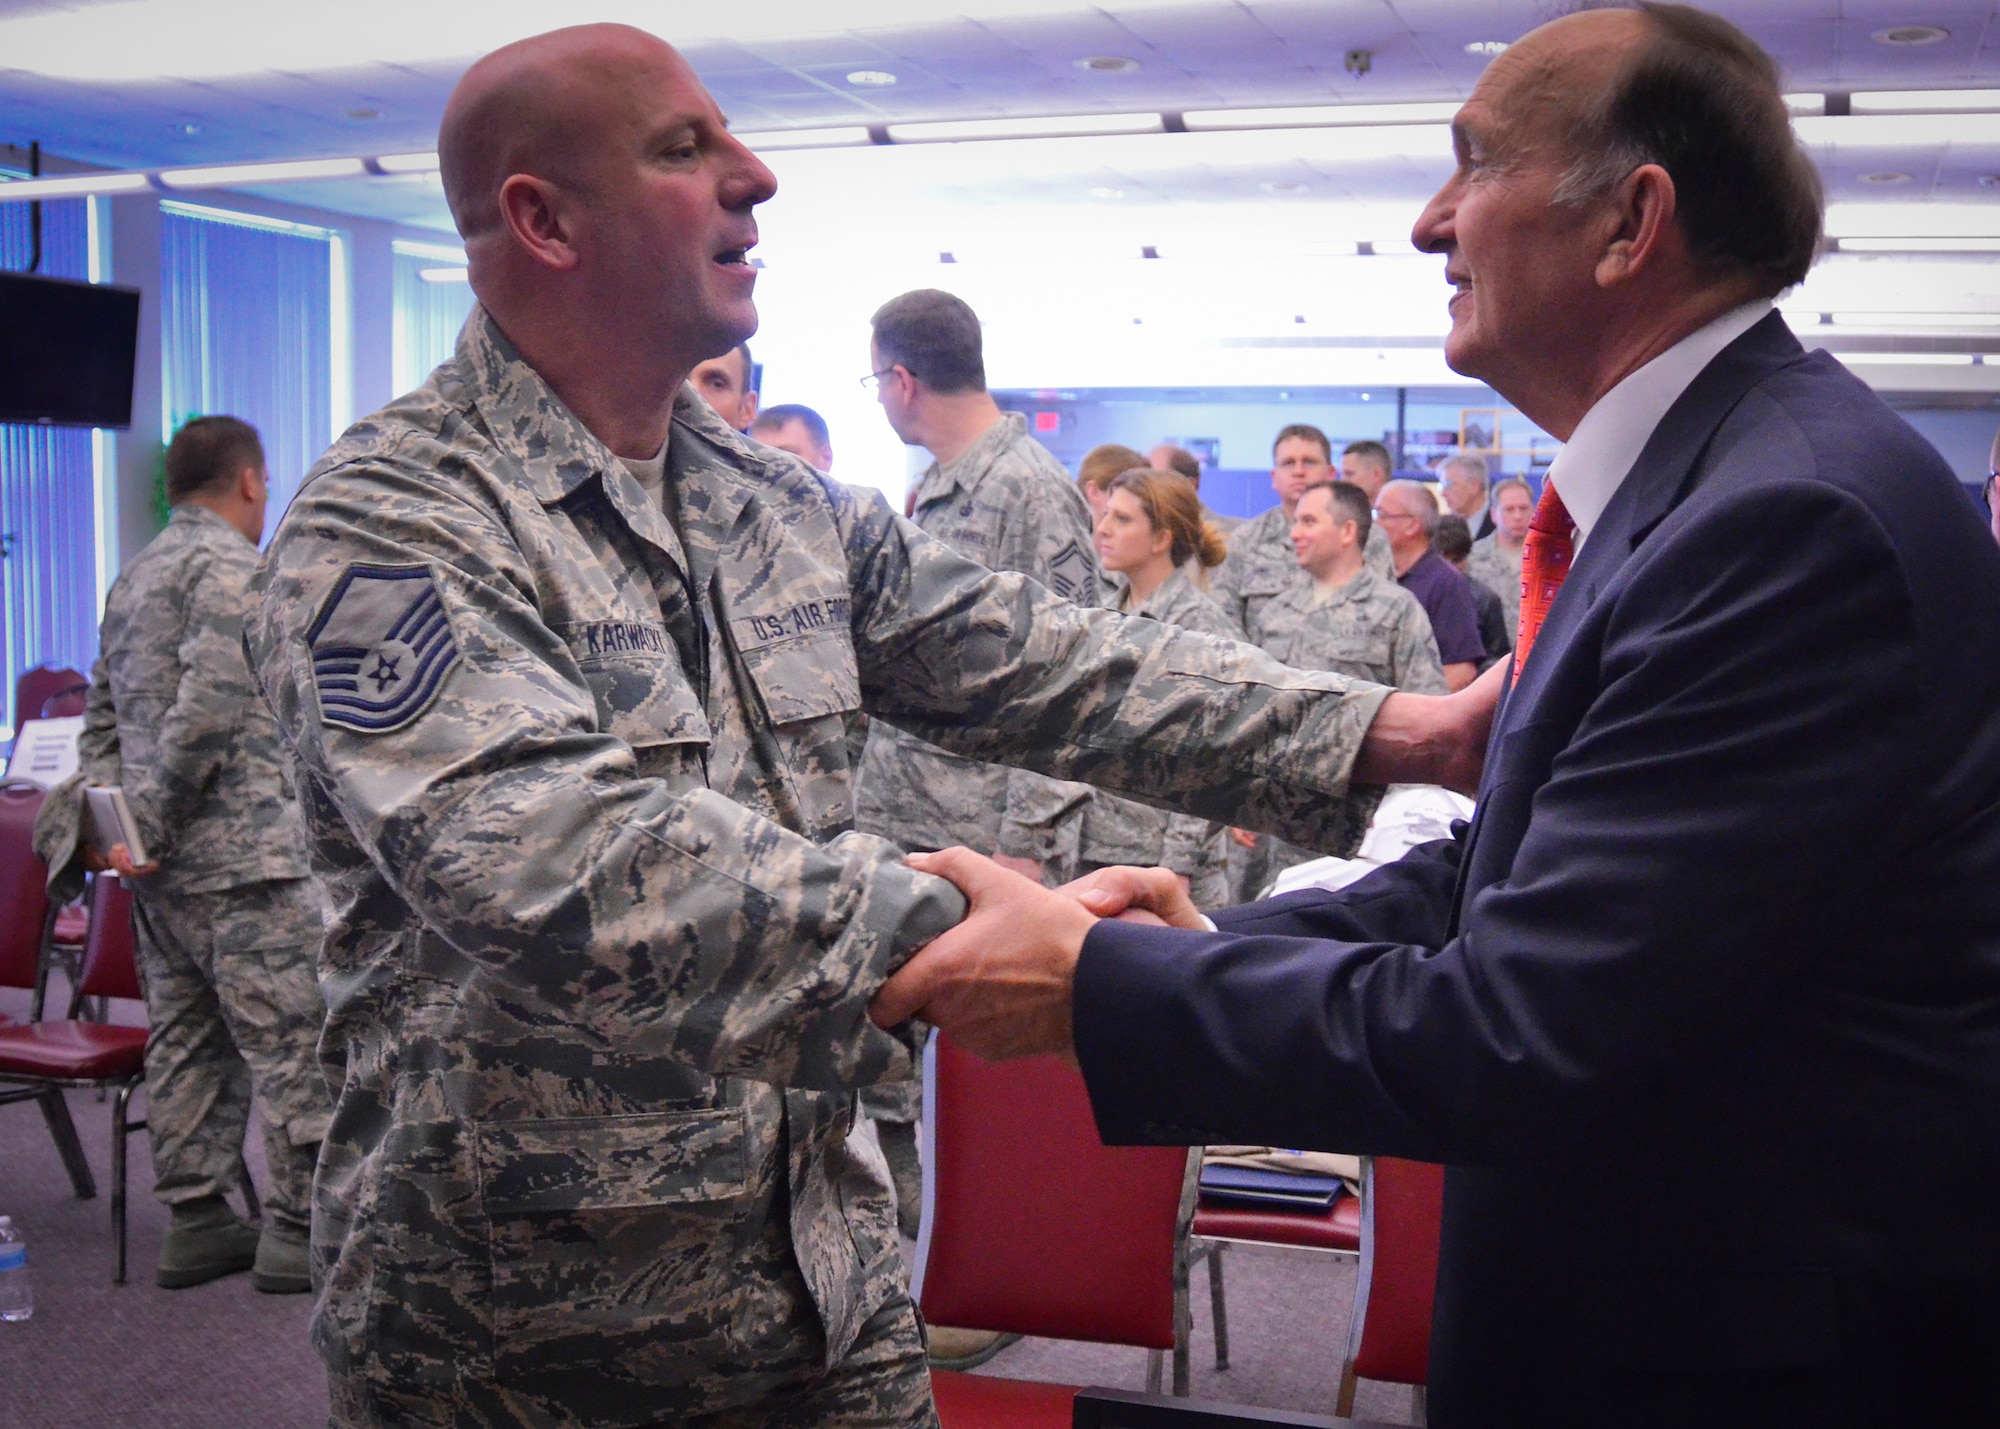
[1380,479,1440,538]
[1436,452,1489,489]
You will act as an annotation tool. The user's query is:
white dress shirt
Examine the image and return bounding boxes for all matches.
[1546,300,1773,552]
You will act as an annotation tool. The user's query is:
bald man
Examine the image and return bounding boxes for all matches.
[245,22,1493,1429]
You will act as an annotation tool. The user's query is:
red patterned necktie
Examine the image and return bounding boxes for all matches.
[1513,481,1577,679]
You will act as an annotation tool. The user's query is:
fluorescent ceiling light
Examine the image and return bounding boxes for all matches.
[393,239,467,262]
[737,126,874,151]
[159,157,368,188]
[1784,93,1826,116]
[1830,311,2000,327]
[0,0,1212,82]
[1851,89,2000,113]
[1826,203,2000,238]
[1793,112,2000,146]
[1184,101,1459,131]
[375,152,441,174]
[0,171,153,201]
[1838,236,2000,253]
[417,267,470,284]
[887,113,1162,142]
[1834,352,1979,365]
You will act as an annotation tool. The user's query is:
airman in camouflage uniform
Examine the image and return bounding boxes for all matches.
[39,417,330,1292]
[1075,569,1238,909]
[248,304,1400,1428]
[1216,506,1396,644]
[1466,530,1524,637]
[1257,567,1448,695]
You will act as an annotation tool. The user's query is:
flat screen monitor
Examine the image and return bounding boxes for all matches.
[0,270,141,429]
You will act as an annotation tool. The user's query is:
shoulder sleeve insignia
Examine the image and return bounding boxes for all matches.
[1044,537,1096,605]
[306,563,461,734]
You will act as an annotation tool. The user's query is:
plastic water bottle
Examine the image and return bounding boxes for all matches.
[0,1216,31,1321]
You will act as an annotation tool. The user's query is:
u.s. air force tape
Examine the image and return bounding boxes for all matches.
[307,563,461,734]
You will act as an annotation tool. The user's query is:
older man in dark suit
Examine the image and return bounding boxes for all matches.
[874,6,2000,1426]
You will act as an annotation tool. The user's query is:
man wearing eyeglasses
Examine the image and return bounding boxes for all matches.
[1376,479,1486,691]
[1985,427,1999,546]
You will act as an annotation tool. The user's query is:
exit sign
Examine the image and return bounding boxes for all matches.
[1034,410,1060,433]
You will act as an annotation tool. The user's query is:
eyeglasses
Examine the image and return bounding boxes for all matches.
[1986,471,1997,511]
[859,366,901,394]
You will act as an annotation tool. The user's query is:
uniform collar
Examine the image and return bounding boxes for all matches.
[915,410,1029,505]
[1545,299,1772,552]
[170,503,245,540]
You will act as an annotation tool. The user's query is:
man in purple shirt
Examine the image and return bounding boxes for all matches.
[1376,478,1486,690]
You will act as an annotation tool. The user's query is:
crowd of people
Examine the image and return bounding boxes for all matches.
[24,7,2000,1429]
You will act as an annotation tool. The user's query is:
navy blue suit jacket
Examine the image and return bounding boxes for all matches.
[1075,316,2000,1427]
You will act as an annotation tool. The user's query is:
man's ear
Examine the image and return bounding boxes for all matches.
[498,174,580,272]
[240,465,265,503]
[739,388,759,430]
[1596,162,1679,290]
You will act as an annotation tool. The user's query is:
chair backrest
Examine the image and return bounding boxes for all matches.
[75,873,141,1004]
[38,680,89,719]
[1344,1156,1447,1388]
[14,666,84,732]
[0,780,51,993]
[912,1032,1196,1350]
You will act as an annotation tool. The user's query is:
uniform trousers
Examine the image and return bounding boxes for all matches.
[129,875,331,1231]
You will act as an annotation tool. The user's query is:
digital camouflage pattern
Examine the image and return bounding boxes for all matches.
[1211,503,1395,644]
[853,411,1102,875]
[130,876,329,1230]
[1233,565,1445,896]
[1466,531,1524,639]
[1077,570,1239,909]
[246,309,1390,1428]
[38,503,330,1223]
[1256,566,1449,696]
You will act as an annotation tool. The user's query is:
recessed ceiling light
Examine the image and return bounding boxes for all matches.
[1463,41,1508,56]
[1075,56,1139,73]
[178,122,199,135]
[1873,25,1949,46]
[1261,180,1310,193]
[1861,170,1913,184]
[845,70,897,87]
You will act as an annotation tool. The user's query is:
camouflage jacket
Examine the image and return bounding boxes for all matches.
[1257,565,1450,694]
[1078,570,1235,880]
[1213,503,1394,644]
[1466,532,1524,638]
[247,310,1391,1425]
[853,412,1100,867]
[35,504,310,901]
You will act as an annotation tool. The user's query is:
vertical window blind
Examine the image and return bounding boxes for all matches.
[0,196,101,734]
[161,201,338,539]
[391,241,474,396]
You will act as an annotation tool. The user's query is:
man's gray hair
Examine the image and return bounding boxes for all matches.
[1381,479,1441,538]
[1437,452,1490,489]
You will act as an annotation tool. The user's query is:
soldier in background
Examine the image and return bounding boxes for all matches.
[247,28,1477,1427]
[1080,467,1237,907]
[690,339,758,431]
[1233,479,1447,893]
[1466,474,1534,636]
[854,289,1101,1332]
[1149,441,1242,538]
[36,416,329,1294]
[1075,441,1148,526]
[750,402,834,472]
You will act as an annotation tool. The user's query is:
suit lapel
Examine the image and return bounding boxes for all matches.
[1449,315,1811,933]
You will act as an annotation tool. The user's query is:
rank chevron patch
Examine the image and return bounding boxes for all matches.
[307,563,461,733]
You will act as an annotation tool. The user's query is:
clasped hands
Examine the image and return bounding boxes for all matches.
[869,853,1203,1064]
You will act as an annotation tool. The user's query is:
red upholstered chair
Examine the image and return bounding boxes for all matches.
[914,1032,1201,1427]
[12,665,86,740]
[1189,1185,1363,1372]
[1335,1156,1446,1420]
[0,872,154,1281]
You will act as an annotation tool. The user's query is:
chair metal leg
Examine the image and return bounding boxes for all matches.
[1335,1363,1359,1417]
[112,1079,138,1284]
[1206,1243,1230,1370]
[1145,1348,1164,1394]
[37,1086,96,1198]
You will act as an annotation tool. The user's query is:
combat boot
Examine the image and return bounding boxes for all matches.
[253,1220,311,1294]
[156,1195,260,1289]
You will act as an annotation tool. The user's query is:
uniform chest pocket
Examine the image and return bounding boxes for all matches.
[566,638,711,756]
[737,630,863,837]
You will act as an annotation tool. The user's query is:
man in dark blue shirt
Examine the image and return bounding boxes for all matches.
[1377,478,1486,690]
